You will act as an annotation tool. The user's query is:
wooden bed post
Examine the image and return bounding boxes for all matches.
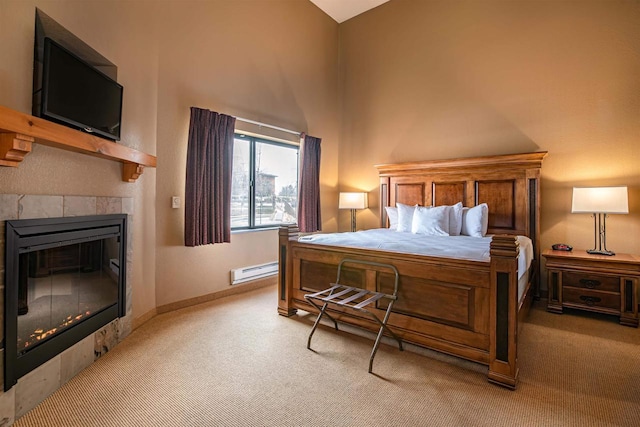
[379,176,390,227]
[278,225,299,317]
[488,235,520,389]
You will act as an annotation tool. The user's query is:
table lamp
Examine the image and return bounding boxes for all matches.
[339,192,368,232]
[571,186,628,256]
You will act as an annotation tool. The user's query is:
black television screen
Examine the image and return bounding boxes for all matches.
[41,38,123,141]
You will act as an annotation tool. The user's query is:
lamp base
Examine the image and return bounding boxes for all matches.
[587,249,615,256]
[350,209,357,233]
[586,213,616,256]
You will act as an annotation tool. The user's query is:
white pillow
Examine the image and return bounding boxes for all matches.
[385,206,398,230]
[461,203,489,237]
[411,205,450,236]
[448,202,463,236]
[396,203,416,233]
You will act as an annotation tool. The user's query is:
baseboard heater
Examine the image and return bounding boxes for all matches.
[230,261,278,285]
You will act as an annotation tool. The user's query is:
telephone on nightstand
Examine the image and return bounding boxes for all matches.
[552,243,573,251]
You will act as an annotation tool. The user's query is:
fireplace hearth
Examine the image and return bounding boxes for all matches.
[4,214,126,390]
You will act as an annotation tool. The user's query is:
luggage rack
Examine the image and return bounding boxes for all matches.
[304,258,403,373]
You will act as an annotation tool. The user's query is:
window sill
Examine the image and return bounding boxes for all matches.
[231,225,292,234]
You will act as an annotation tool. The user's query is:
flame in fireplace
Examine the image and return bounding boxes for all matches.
[20,311,92,351]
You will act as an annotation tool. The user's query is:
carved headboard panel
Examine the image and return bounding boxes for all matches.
[376,152,547,257]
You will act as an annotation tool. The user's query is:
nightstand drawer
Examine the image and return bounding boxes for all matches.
[563,287,619,311]
[562,271,619,292]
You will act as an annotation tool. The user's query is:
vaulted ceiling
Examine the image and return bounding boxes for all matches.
[309,0,390,23]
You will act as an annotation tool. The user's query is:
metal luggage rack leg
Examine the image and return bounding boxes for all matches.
[304,258,403,373]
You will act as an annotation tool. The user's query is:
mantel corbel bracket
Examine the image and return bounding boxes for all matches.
[123,163,144,182]
[0,132,33,167]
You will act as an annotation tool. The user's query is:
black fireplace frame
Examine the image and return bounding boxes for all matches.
[4,214,127,391]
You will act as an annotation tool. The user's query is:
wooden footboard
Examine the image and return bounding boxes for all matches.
[278,225,524,389]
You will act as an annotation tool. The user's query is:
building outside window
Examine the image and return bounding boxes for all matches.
[231,134,299,229]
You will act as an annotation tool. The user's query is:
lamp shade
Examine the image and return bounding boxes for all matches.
[339,192,368,210]
[571,186,629,214]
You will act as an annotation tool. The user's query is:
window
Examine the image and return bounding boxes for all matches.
[231,134,299,229]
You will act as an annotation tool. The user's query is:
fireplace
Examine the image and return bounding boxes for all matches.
[4,214,126,391]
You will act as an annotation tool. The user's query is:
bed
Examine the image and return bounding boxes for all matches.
[277,151,547,389]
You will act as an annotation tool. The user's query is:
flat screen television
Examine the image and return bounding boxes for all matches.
[41,37,123,141]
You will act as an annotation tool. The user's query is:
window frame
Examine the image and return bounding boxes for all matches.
[231,133,299,231]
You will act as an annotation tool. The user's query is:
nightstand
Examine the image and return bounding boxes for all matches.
[543,249,639,327]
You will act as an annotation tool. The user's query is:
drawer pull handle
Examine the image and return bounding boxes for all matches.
[579,296,601,306]
[579,279,601,289]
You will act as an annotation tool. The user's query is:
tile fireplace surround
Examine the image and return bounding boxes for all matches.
[0,194,134,425]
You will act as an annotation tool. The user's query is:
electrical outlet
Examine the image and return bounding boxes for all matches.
[171,196,180,209]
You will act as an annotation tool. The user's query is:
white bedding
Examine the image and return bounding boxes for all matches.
[299,228,533,281]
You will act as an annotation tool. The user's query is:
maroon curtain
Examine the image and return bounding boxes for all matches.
[184,107,236,246]
[297,134,322,232]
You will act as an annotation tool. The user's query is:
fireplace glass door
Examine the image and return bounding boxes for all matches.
[18,237,119,355]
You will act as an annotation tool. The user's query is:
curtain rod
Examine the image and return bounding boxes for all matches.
[235,116,302,137]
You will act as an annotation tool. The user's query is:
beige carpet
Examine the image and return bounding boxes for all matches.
[15,285,640,426]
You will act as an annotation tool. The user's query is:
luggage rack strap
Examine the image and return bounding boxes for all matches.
[308,285,355,302]
[306,286,389,308]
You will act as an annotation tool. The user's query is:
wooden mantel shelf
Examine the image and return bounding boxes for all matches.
[0,105,156,182]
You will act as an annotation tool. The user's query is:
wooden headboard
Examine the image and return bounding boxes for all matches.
[375,152,547,258]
